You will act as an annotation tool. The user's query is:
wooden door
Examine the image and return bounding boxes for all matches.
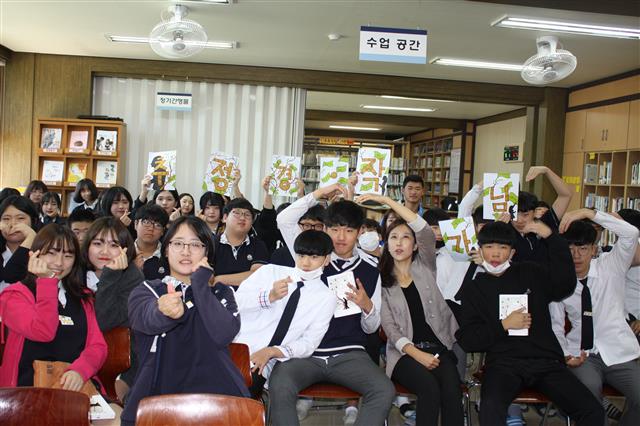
[602,102,630,151]
[563,110,586,153]
[584,106,607,151]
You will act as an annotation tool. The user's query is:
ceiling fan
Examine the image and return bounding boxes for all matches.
[521,36,577,85]
[149,4,209,59]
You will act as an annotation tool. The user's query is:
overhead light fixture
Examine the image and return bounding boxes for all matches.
[380,95,454,103]
[362,105,437,112]
[492,16,640,40]
[329,125,381,131]
[179,0,234,4]
[430,57,523,71]
[106,35,237,49]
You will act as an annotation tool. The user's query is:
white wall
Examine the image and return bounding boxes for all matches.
[473,115,527,185]
[92,77,305,208]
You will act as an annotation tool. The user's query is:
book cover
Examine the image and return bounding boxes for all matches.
[327,270,361,318]
[40,128,62,150]
[499,294,529,336]
[147,150,177,191]
[95,130,118,153]
[68,130,89,151]
[41,160,64,183]
[95,161,118,186]
[67,162,87,183]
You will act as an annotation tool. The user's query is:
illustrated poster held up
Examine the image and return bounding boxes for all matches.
[482,173,519,220]
[269,155,301,198]
[147,151,177,191]
[354,147,391,195]
[203,152,238,197]
[319,156,350,188]
[439,217,479,261]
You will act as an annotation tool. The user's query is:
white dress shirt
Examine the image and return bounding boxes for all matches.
[435,247,472,304]
[550,211,640,366]
[457,184,482,218]
[234,263,336,378]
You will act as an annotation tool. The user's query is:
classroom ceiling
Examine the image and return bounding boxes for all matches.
[1,0,637,137]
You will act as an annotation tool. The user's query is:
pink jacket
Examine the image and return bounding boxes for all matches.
[0,278,107,387]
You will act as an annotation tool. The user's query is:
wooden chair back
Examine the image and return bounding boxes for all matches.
[0,387,90,426]
[229,342,252,388]
[96,326,131,402]
[136,393,264,426]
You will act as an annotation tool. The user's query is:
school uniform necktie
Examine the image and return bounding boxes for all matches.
[334,259,347,270]
[580,278,594,350]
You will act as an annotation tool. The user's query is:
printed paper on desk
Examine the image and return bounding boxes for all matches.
[319,156,350,188]
[440,217,478,261]
[499,294,528,336]
[203,152,238,197]
[269,155,301,198]
[355,147,391,195]
[482,173,519,220]
[327,271,362,318]
[147,150,177,191]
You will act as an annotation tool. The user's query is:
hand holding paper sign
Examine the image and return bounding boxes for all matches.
[346,278,373,314]
[501,307,531,331]
[499,294,530,336]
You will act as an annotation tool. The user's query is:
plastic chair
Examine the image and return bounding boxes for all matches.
[96,326,131,404]
[229,342,252,388]
[136,393,265,426]
[0,387,90,425]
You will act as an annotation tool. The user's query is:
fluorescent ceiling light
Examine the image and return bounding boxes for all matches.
[493,16,640,40]
[329,125,381,131]
[362,105,437,112]
[431,57,523,71]
[179,0,233,4]
[107,35,236,49]
[380,95,454,103]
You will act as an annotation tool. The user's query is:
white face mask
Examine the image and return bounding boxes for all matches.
[293,266,324,282]
[482,260,511,275]
[358,231,380,252]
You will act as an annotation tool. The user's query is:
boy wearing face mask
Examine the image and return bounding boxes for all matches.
[455,221,604,426]
[359,219,382,258]
[234,230,336,398]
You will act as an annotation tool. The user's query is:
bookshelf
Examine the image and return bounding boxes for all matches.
[35,118,126,215]
[582,149,640,213]
[301,136,407,201]
[408,132,463,208]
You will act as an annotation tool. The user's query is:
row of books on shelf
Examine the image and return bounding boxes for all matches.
[387,172,406,186]
[631,162,640,185]
[41,160,117,187]
[302,152,358,167]
[411,139,454,156]
[426,170,450,182]
[40,128,118,155]
[412,155,451,169]
[583,162,612,185]
[600,229,618,248]
[585,194,640,212]
[390,157,405,171]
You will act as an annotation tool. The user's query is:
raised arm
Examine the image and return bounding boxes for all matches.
[526,166,573,219]
[128,281,187,336]
[458,182,483,218]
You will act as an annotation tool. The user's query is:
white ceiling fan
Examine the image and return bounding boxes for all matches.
[149,4,209,59]
[521,36,577,85]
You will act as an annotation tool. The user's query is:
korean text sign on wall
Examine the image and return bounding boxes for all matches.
[359,26,427,64]
[156,92,192,111]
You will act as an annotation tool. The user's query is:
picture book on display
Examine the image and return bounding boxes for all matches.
[66,162,88,184]
[41,160,64,183]
[94,130,117,153]
[202,152,238,197]
[68,130,89,152]
[147,150,177,191]
[40,128,62,151]
[269,155,301,198]
[95,161,117,187]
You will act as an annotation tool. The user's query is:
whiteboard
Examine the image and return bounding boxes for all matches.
[449,148,461,194]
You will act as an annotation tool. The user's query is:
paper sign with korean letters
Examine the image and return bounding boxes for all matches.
[327,271,362,318]
[482,173,519,220]
[499,294,528,336]
[439,217,479,261]
[359,26,428,64]
[269,155,301,198]
[319,156,350,188]
[202,152,238,197]
[147,151,177,191]
[355,147,391,195]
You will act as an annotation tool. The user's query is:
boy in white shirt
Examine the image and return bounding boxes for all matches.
[551,208,640,426]
[234,230,336,398]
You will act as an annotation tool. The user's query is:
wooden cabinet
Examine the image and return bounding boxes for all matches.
[584,102,630,151]
[563,110,586,153]
[628,100,639,150]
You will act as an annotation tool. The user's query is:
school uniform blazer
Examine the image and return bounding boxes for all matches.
[0,279,108,386]
[381,216,459,377]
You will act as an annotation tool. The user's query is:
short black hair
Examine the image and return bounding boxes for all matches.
[441,196,458,212]
[178,193,195,216]
[67,208,96,225]
[162,216,216,267]
[324,200,364,229]
[276,202,291,216]
[99,186,133,217]
[135,203,169,227]
[518,191,538,212]
[423,208,449,226]
[0,188,20,205]
[402,175,424,188]
[294,230,333,256]
[73,178,99,204]
[152,189,180,205]
[562,220,597,246]
[299,205,325,224]
[223,197,256,218]
[199,191,225,211]
[24,180,48,199]
[362,218,382,234]
[478,221,516,247]
[42,192,61,207]
[0,195,38,228]
[472,205,492,225]
[618,209,640,231]
[536,200,551,210]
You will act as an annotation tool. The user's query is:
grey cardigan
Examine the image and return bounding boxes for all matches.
[380,216,459,377]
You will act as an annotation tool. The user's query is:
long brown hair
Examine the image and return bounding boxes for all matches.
[22,224,90,301]
[379,219,417,288]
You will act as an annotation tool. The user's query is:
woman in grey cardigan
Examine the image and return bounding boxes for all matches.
[357,194,462,426]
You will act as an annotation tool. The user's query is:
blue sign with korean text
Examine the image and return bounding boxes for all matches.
[156,92,192,111]
[359,26,427,64]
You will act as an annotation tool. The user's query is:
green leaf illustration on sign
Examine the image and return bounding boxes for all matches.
[323,161,334,167]
[361,182,373,191]
[338,177,348,184]
[471,234,478,244]
[336,166,347,172]
[201,181,207,191]
[442,233,449,243]
[373,151,386,160]
[321,174,331,183]
[482,188,491,197]
[509,192,519,205]
[498,173,511,178]
[451,218,465,228]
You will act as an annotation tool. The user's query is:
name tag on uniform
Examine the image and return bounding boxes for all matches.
[583,311,592,317]
[59,315,74,326]
[186,300,194,309]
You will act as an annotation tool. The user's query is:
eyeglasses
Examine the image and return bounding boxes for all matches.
[230,210,253,220]
[569,245,593,256]
[299,222,324,231]
[140,219,164,230]
[168,241,206,252]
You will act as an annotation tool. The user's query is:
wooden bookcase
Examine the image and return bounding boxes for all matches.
[35,118,126,215]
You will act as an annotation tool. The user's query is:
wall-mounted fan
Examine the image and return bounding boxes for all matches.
[521,36,577,85]
[149,4,208,59]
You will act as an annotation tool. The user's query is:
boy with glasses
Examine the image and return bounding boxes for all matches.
[133,204,169,280]
[67,208,96,245]
[271,205,325,268]
[550,209,640,425]
[213,198,269,287]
